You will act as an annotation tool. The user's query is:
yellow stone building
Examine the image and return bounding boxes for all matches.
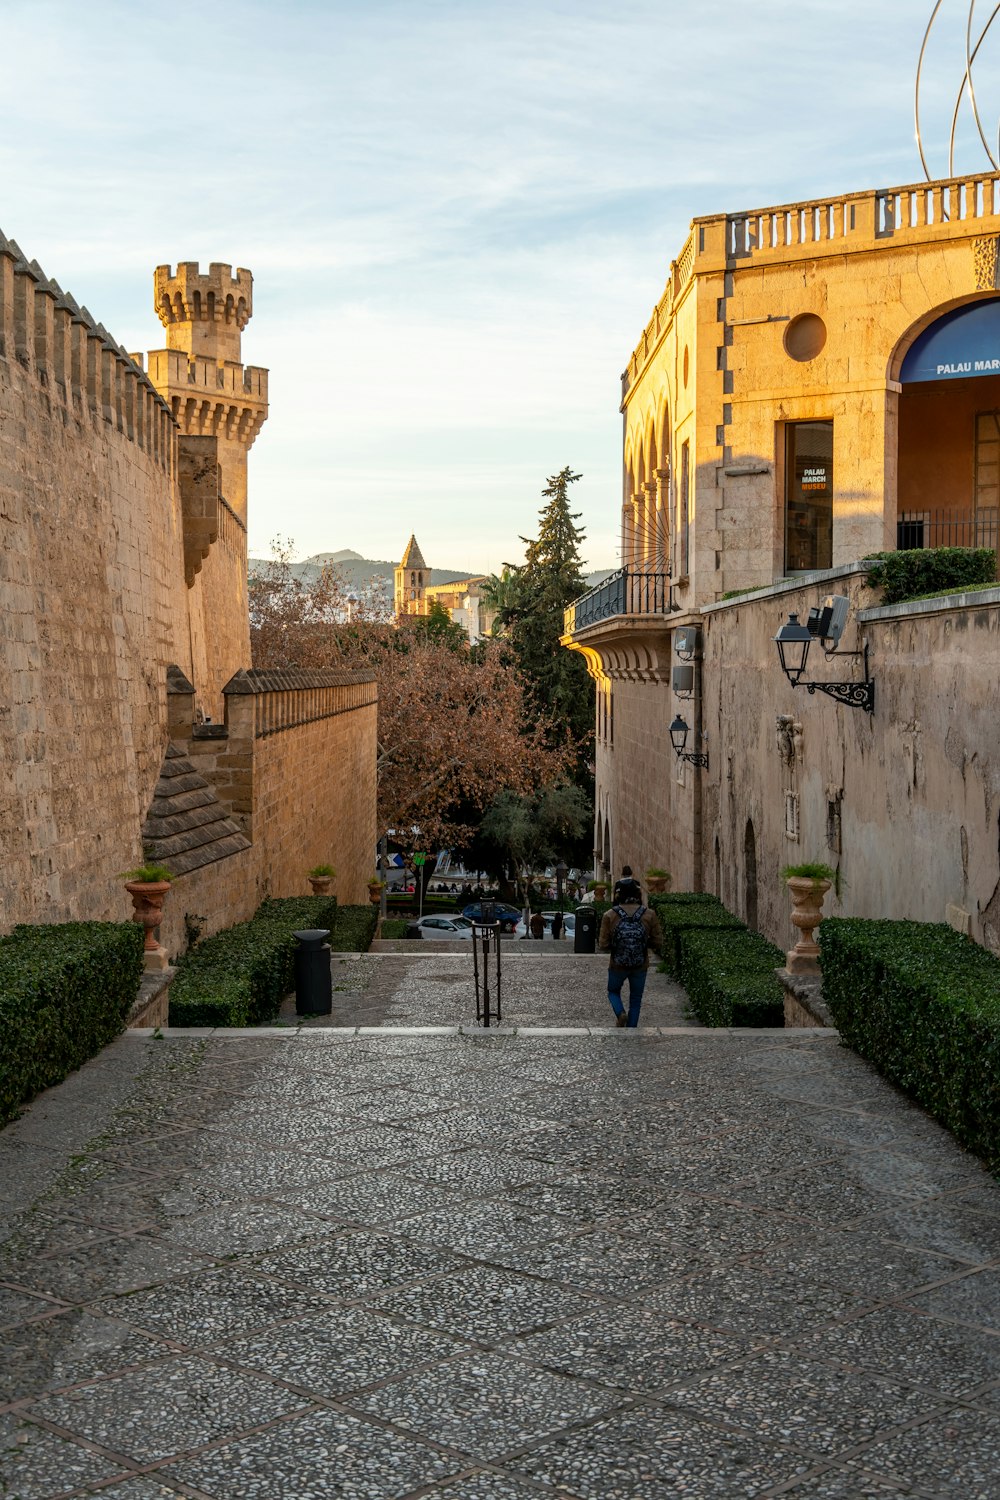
[393,534,493,640]
[563,173,1000,950]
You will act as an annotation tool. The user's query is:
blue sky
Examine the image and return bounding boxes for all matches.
[2,1,996,573]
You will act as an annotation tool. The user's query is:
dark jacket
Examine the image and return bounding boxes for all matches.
[598,902,663,970]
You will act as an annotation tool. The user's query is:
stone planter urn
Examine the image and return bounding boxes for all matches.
[308,875,334,896]
[645,873,670,895]
[785,877,832,974]
[124,880,172,970]
[368,882,384,905]
[591,882,609,901]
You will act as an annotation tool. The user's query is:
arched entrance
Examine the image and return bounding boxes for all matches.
[744,820,758,933]
[896,298,1000,550]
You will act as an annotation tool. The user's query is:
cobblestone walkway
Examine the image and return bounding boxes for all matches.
[2,956,999,1498]
[280,951,692,1028]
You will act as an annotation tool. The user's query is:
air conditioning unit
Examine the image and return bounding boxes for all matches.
[672,664,695,698]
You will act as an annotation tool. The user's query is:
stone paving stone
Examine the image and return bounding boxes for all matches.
[374,1265,596,1343]
[729,1161,900,1227]
[0,1309,172,1405]
[408,1148,568,1193]
[270,1167,470,1225]
[667,1349,937,1458]
[29,1354,307,1465]
[491,1227,704,1292]
[432,1476,552,1499]
[0,1412,122,1499]
[78,1482,192,1498]
[93,1267,334,1346]
[841,1148,990,1202]
[652,1262,861,1338]
[513,1305,757,1392]
[171,1407,453,1497]
[851,1197,1000,1264]
[952,1186,1000,1218]
[512,1406,808,1498]
[350,1350,614,1459]
[744,1228,975,1300]
[787,1304,1000,1405]
[252,1228,467,1300]
[6,1234,210,1305]
[162,1201,329,1257]
[400,1201,573,1257]
[902,1267,1000,1334]
[848,1405,1000,1497]
[215,1306,467,1397]
[770,1468,923,1498]
[0,1284,67,1329]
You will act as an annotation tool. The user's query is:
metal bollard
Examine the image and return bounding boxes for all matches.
[293,929,332,1015]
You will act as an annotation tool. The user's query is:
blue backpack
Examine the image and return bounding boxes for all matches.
[610,904,648,969]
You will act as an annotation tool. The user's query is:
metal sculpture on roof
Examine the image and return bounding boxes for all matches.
[917,2,1000,180]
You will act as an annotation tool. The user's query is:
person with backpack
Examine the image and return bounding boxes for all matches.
[598,878,663,1027]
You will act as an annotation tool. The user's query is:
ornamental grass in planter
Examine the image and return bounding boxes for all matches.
[780,862,837,975]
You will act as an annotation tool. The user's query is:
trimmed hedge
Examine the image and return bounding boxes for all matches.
[820,918,1000,1167]
[864,546,995,605]
[169,896,338,1027]
[678,927,785,1028]
[0,922,144,1125]
[379,918,410,939]
[331,904,378,952]
[648,893,745,976]
[169,897,379,1027]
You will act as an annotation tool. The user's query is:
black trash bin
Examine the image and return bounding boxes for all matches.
[293,928,332,1015]
[404,922,423,939]
[573,905,598,954]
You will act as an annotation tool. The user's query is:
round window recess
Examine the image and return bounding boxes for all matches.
[682,346,690,386]
[784,313,827,362]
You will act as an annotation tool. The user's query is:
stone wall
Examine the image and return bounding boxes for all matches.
[0,241,189,929]
[0,238,379,961]
[699,571,1000,953]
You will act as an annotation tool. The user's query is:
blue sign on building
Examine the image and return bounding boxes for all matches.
[900,298,1000,383]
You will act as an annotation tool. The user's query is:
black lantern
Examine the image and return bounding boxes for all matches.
[773,610,875,714]
[773,613,813,687]
[669,714,709,769]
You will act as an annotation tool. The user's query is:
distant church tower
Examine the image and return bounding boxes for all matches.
[395,535,428,616]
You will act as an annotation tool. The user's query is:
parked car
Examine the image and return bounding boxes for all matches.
[413,915,475,939]
[462,902,521,931]
[514,912,576,939]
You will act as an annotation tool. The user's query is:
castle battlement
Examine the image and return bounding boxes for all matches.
[0,230,176,475]
[146,348,268,453]
[155,262,253,366]
[146,349,268,402]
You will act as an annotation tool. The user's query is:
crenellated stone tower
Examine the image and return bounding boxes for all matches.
[145,262,269,714]
[395,535,428,616]
[148,262,268,524]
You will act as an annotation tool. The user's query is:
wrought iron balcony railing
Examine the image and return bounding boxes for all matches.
[564,568,673,634]
[896,509,998,551]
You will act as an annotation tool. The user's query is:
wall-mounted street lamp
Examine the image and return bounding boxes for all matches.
[669,714,709,769]
[773,612,875,714]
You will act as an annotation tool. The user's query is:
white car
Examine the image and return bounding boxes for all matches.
[413,915,474,939]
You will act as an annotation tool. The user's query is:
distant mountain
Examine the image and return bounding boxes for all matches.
[248,552,615,598]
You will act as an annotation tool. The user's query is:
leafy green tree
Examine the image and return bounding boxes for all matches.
[477,783,591,905]
[500,468,593,773]
[414,598,467,650]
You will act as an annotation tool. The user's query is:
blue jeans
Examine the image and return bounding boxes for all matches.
[607,966,647,1027]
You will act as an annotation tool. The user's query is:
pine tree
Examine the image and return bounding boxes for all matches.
[504,468,593,772]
